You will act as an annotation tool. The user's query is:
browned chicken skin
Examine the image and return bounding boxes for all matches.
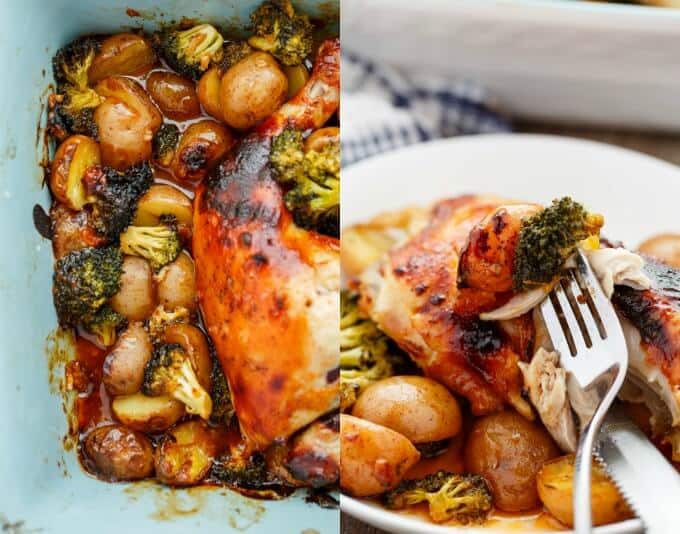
[358,196,534,417]
[193,39,340,451]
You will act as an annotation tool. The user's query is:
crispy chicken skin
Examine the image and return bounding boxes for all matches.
[286,414,339,488]
[193,39,340,450]
[356,195,534,416]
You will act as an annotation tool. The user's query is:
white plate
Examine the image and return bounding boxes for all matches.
[341,133,680,533]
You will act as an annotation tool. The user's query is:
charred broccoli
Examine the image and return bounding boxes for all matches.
[340,290,412,411]
[152,123,180,167]
[210,359,235,426]
[147,305,191,341]
[214,40,254,73]
[513,197,604,291]
[384,471,493,524]
[248,0,313,65]
[143,343,213,419]
[211,450,267,488]
[155,24,224,80]
[119,224,181,271]
[270,128,339,236]
[82,306,127,347]
[50,36,103,139]
[81,162,153,240]
[53,246,123,328]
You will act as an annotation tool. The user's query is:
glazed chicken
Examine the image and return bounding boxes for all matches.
[348,194,680,455]
[193,39,340,451]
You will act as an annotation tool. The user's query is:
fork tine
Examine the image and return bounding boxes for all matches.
[553,280,590,354]
[574,250,620,329]
[540,292,574,358]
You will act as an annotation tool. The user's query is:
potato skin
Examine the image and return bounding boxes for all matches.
[340,414,420,497]
[197,67,223,120]
[464,411,560,512]
[146,71,201,121]
[352,376,462,444]
[111,393,184,433]
[102,322,152,396]
[154,420,219,486]
[133,184,193,228]
[537,455,633,527]
[110,256,157,321]
[156,252,197,312]
[219,52,288,130]
[83,424,154,480]
[88,33,156,83]
[170,120,234,183]
[50,135,101,210]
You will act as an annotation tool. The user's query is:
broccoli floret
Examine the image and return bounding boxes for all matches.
[152,123,180,167]
[82,306,127,347]
[49,36,103,139]
[270,128,339,237]
[155,24,224,80]
[211,450,268,488]
[513,197,604,291]
[81,162,153,240]
[384,471,493,524]
[143,343,213,419]
[119,224,181,271]
[53,246,123,328]
[248,0,313,66]
[147,305,191,341]
[214,40,254,73]
[340,290,412,411]
[209,359,235,426]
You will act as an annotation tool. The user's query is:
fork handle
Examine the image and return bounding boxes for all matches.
[573,365,626,534]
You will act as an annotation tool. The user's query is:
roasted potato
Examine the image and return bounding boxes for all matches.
[156,252,197,313]
[146,71,201,121]
[88,33,156,83]
[111,392,185,433]
[50,135,101,210]
[110,256,157,321]
[304,126,339,153]
[83,424,154,480]
[197,67,223,120]
[102,322,152,396]
[464,411,560,512]
[170,120,234,183]
[340,414,420,497]
[154,420,219,486]
[283,64,309,99]
[161,322,211,391]
[94,76,161,170]
[638,233,680,268]
[352,376,462,444]
[133,184,193,228]
[537,455,633,527]
[50,203,104,259]
[219,52,287,130]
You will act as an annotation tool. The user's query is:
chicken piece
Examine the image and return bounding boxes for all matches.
[286,414,339,488]
[356,196,534,417]
[193,39,340,450]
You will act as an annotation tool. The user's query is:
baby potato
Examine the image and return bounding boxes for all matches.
[283,64,309,99]
[154,420,219,486]
[197,67,223,120]
[94,76,161,170]
[133,184,193,228]
[83,424,154,480]
[638,233,680,268]
[464,411,560,512]
[50,203,105,259]
[156,252,197,313]
[112,392,185,432]
[219,52,288,130]
[146,71,201,121]
[102,322,152,396]
[340,414,420,497]
[537,455,633,527]
[352,376,462,444]
[88,33,156,83]
[161,322,211,391]
[304,126,339,153]
[110,256,157,321]
[170,120,234,183]
[50,135,101,210]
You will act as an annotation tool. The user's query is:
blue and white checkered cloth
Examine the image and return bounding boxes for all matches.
[341,51,511,167]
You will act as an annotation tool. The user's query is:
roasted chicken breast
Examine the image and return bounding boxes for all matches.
[193,39,340,451]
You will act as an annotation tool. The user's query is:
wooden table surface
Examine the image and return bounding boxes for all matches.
[340,121,680,534]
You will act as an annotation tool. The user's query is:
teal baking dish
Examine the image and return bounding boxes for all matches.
[0,1,338,532]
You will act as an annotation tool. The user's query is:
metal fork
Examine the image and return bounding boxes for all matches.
[540,250,628,534]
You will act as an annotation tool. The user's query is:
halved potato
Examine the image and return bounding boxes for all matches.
[133,184,193,228]
[50,135,101,209]
[88,33,156,83]
[111,392,184,433]
[537,454,633,527]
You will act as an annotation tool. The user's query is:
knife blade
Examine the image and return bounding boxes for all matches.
[596,404,680,534]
